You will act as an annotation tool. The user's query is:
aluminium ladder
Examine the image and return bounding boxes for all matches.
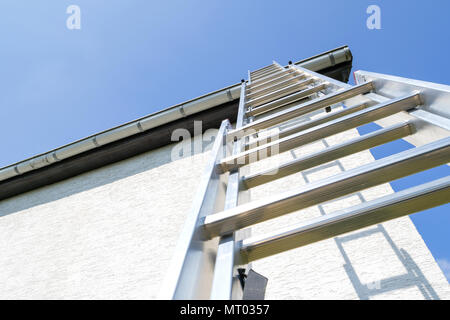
[161,60,450,300]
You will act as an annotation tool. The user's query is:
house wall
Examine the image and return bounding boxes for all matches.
[0,114,448,299]
[0,138,212,299]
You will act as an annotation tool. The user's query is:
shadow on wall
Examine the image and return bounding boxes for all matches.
[0,137,215,218]
[297,138,440,300]
[334,224,439,300]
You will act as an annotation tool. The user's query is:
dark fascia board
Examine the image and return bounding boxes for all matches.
[0,100,239,201]
[320,60,353,83]
[0,50,353,201]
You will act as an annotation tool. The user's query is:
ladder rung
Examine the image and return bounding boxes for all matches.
[246,84,327,117]
[251,64,278,75]
[242,122,415,188]
[250,69,293,85]
[251,68,284,81]
[240,176,450,262]
[220,94,421,172]
[251,66,281,78]
[246,74,307,100]
[229,82,375,141]
[245,102,369,150]
[246,79,316,108]
[247,71,300,92]
[252,63,279,73]
[203,136,450,239]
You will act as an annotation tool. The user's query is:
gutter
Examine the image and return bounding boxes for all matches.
[0,46,352,183]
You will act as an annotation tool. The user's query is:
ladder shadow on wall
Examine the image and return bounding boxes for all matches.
[296,138,440,300]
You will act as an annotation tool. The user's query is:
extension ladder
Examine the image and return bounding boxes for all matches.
[161,60,450,300]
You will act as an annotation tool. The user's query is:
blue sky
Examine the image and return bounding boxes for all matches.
[0,1,448,281]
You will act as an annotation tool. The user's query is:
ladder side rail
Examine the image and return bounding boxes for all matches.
[410,109,450,131]
[210,82,248,299]
[159,119,230,300]
[354,70,450,147]
[166,60,450,300]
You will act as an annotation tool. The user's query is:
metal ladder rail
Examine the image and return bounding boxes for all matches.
[209,62,350,298]
[159,118,230,300]
[204,62,450,288]
[162,60,450,300]
[159,61,316,299]
[209,80,249,299]
[210,64,314,299]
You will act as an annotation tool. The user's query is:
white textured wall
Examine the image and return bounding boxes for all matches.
[248,109,450,300]
[0,115,448,299]
[0,139,211,299]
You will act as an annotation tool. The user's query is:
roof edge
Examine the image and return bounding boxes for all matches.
[0,46,353,184]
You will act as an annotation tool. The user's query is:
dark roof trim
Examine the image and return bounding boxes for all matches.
[0,47,353,201]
